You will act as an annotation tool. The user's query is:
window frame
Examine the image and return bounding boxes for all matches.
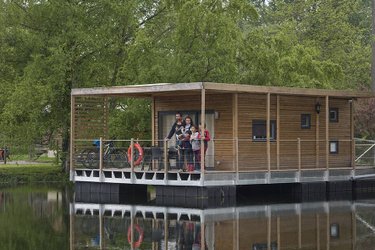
[329,141,339,154]
[252,120,277,142]
[301,114,311,129]
[329,108,339,123]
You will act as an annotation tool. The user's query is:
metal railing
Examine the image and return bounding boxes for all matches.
[72,137,375,176]
[355,138,375,167]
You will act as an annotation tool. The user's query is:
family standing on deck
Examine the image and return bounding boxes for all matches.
[166,112,211,172]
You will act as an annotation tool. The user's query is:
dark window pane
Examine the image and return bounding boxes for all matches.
[301,114,311,129]
[329,108,339,122]
[252,120,276,141]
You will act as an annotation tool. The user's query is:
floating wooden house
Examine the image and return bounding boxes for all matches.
[70,82,374,196]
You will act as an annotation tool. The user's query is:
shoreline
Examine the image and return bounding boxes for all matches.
[0,163,69,184]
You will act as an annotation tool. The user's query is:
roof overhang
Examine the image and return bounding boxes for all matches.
[71,82,374,99]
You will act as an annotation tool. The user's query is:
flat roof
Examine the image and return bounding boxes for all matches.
[71,82,374,98]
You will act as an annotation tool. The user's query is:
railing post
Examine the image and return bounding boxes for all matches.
[99,137,103,181]
[353,138,357,170]
[236,137,239,183]
[130,138,134,183]
[164,139,168,182]
[297,138,301,182]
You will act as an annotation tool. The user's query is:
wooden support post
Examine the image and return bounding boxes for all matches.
[233,93,238,172]
[267,93,271,173]
[350,100,355,169]
[298,138,301,179]
[164,138,168,178]
[70,95,75,174]
[152,97,155,147]
[276,95,280,170]
[99,137,103,173]
[201,88,206,177]
[103,97,109,139]
[325,96,329,170]
[236,137,239,181]
[316,98,320,168]
[131,138,134,181]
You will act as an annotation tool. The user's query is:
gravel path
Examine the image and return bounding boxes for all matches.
[1,160,50,165]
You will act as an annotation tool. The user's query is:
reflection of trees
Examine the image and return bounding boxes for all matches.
[0,186,69,249]
[356,207,375,249]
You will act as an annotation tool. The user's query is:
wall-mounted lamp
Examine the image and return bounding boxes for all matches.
[315,102,321,114]
[214,111,220,119]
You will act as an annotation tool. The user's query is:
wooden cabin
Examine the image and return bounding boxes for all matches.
[70,82,374,187]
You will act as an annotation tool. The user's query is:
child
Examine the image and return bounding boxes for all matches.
[198,123,211,168]
[190,126,201,171]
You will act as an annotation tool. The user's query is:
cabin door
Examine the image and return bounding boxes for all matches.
[158,111,215,168]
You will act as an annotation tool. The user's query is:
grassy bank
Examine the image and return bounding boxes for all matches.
[0,164,68,184]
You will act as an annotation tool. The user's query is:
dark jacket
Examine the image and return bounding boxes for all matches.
[167,120,186,139]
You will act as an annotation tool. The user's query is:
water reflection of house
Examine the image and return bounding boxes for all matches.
[70,201,375,250]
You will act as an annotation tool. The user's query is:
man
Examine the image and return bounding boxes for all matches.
[166,112,185,169]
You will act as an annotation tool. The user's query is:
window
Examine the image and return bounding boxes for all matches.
[301,114,311,129]
[330,223,340,239]
[252,120,276,141]
[329,141,339,154]
[329,108,339,122]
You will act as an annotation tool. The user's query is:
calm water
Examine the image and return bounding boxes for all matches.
[1,185,375,249]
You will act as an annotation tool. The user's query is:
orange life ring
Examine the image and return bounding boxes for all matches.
[127,224,144,248]
[127,143,144,166]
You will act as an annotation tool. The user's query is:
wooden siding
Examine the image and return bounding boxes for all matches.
[154,93,352,171]
[237,94,351,171]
